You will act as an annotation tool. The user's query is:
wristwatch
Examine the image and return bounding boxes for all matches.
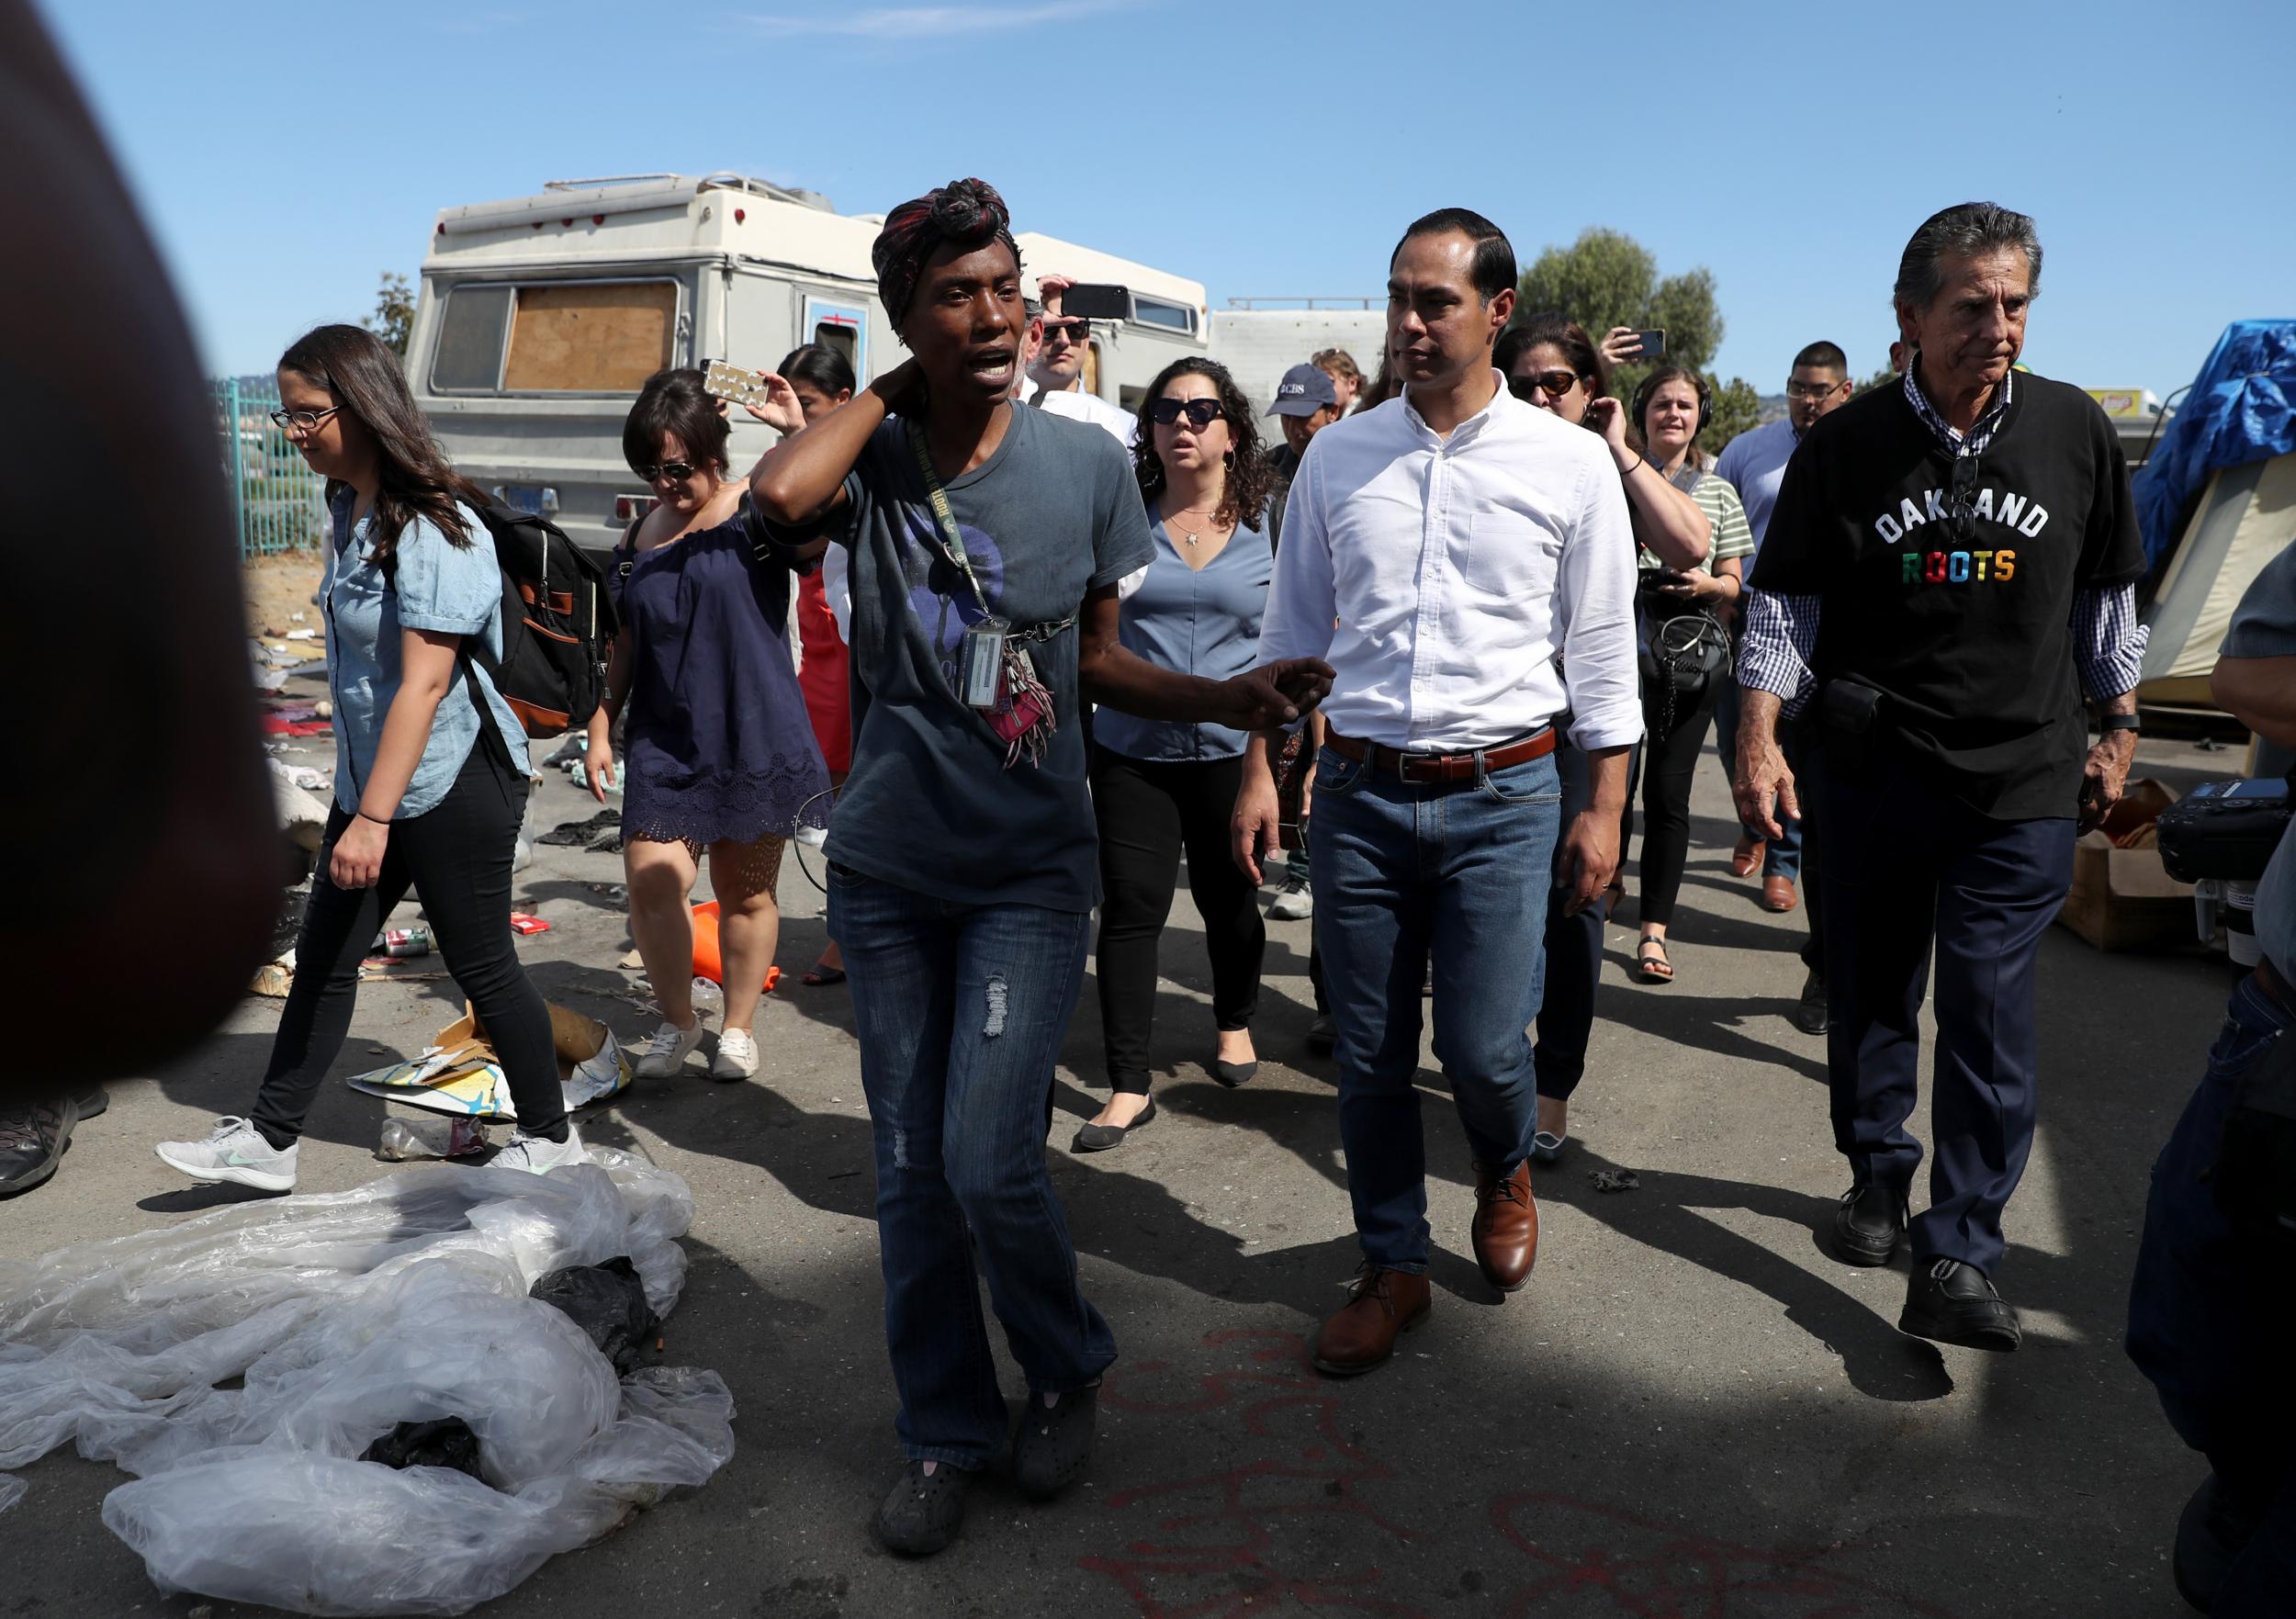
[2099,714,2141,736]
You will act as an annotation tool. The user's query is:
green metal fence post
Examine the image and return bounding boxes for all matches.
[226,376,249,560]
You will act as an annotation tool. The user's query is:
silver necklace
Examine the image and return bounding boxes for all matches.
[1165,502,1221,547]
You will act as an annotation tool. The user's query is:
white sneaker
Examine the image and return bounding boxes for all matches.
[711,1028,760,1081]
[154,1116,299,1193]
[490,1122,588,1175]
[1267,869,1314,921]
[633,1017,710,1078]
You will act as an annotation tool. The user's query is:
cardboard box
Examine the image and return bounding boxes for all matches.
[345,1002,628,1120]
[2057,778,2197,951]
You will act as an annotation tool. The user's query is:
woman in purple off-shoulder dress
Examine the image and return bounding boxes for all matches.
[584,367,828,1084]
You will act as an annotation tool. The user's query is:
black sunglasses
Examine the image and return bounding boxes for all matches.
[1948,453,1983,543]
[1508,370,1583,402]
[1041,318,1090,344]
[1149,398,1223,430]
[641,459,698,482]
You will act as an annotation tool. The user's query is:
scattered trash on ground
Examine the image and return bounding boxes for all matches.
[0,1152,732,1614]
[251,951,296,999]
[267,759,331,793]
[377,1116,490,1162]
[591,883,626,900]
[530,1257,659,1377]
[587,830,624,853]
[361,1417,483,1479]
[1590,1169,1641,1194]
[509,912,552,937]
[618,948,645,970]
[372,928,431,959]
[347,1004,629,1122]
[286,628,318,641]
[538,811,620,848]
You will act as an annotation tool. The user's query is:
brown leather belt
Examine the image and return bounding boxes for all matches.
[1324,726,1557,784]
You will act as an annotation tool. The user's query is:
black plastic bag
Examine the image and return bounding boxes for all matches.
[362,1417,484,1478]
[529,1255,659,1375]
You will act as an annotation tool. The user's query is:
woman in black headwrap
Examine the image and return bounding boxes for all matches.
[746,178,1329,1557]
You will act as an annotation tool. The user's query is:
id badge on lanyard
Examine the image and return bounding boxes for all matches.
[959,615,1011,709]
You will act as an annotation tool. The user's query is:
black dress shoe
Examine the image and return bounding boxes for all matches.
[1210,1058,1257,1088]
[2175,1473,2258,1613]
[1899,1257,2021,1351]
[73,1086,109,1121]
[1829,1182,1906,1265]
[1010,1384,1098,1501]
[873,1458,970,1557]
[0,1096,75,1198]
[1305,1014,1337,1057]
[1793,971,1829,1036]
[1071,1097,1154,1153]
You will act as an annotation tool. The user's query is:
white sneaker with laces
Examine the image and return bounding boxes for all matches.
[154,1116,299,1193]
[1267,869,1314,921]
[490,1122,588,1175]
[634,1017,711,1078]
[711,1028,760,1081]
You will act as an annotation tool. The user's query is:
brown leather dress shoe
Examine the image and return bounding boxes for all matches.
[1732,835,1765,878]
[1761,875,1798,913]
[1470,1159,1539,1291]
[1311,1265,1432,1376]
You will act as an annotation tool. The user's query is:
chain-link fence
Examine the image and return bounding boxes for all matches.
[213,375,330,557]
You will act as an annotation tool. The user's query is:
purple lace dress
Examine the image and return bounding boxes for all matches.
[610,500,829,847]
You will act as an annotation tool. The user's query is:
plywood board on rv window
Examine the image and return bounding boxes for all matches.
[502,283,675,392]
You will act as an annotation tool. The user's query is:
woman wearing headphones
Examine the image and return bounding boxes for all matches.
[1623,364,1752,984]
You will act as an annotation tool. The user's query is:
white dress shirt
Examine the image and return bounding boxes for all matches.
[1258,372,1642,753]
[1036,381,1138,446]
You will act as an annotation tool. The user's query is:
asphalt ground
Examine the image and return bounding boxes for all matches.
[3,722,2250,1619]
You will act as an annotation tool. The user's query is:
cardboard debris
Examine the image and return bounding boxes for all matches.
[2057,778,2195,952]
[346,1002,629,1120]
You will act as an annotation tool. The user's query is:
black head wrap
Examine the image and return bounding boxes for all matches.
[872,178,1020,331]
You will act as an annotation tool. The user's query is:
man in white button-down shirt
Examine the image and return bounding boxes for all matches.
[1233,208,1641,1377]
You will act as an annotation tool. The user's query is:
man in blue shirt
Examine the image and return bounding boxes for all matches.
[1714,341,1851,1031]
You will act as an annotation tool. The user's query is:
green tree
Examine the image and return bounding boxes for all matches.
[366,271,415,358]
[1852,364,1898,399]
[1514,226,1756,455]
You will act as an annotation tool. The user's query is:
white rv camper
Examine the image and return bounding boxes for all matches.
[404,174,1210,557]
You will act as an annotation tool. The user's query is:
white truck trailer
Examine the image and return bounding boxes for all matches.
[404,173,1214,557]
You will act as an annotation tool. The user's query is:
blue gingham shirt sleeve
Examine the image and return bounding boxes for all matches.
[2072,582,2146,702]
[1736,590,1819,716]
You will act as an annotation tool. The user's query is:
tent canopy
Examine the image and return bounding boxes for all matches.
[2133,320,2296,575]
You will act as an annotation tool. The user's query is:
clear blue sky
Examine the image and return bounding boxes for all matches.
[39,0,2293,399]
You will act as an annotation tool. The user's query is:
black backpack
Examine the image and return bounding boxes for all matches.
[381,502,618,738]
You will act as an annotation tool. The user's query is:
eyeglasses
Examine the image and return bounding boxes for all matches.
[269,406,343,433]
[1041,319,1090,345]
[1947,453,1982,543]
[1149,398,1222,430]
[640,460,698,482]
[1508,370,1582,402]
[1784,379,1846,401]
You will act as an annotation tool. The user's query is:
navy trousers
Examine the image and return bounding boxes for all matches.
[1818,755,2075,1274]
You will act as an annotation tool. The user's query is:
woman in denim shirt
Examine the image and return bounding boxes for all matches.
[157,325,580,1191]
[1075,358,1278,1152]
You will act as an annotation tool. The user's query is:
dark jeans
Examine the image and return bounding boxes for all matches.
[1311,745,1561,1272]
[1790,718,1826,974]
[1633,673,1722,928]
[1090,747,1266,1096]
[1534,738,1611,1102]
[827,864,1117,1469]
[1818,754,2074,1273]
[2127,969,2296,1616]
[253,739,567,1148]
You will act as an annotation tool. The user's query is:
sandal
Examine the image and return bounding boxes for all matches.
[1636,937,1674,984]
[801,961,847,987]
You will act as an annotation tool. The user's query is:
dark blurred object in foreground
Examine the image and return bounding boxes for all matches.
[0,0,276,1095]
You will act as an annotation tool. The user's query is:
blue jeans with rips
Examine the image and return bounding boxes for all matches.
[827,863,1117,1469]
[1310,745,1562,1273]
[2126,968,2296,1616]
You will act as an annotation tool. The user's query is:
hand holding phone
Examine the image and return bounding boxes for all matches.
[1634,329,1667,359]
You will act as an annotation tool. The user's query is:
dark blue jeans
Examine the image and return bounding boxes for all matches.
[1311,746,1562,1272]
[1716,680,1802,879]
[1818,756,2074,1273]
[1534,738,1630,1102]
[827,864,1117,1469]
[2127,969,2296,1616]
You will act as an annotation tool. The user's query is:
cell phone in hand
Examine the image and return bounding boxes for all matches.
[1635,329,1667,359]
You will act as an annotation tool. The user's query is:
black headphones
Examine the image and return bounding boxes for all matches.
[1632,367,1713,438]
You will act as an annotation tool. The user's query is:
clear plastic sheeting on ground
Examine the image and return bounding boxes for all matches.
[0,1151,734,1616]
